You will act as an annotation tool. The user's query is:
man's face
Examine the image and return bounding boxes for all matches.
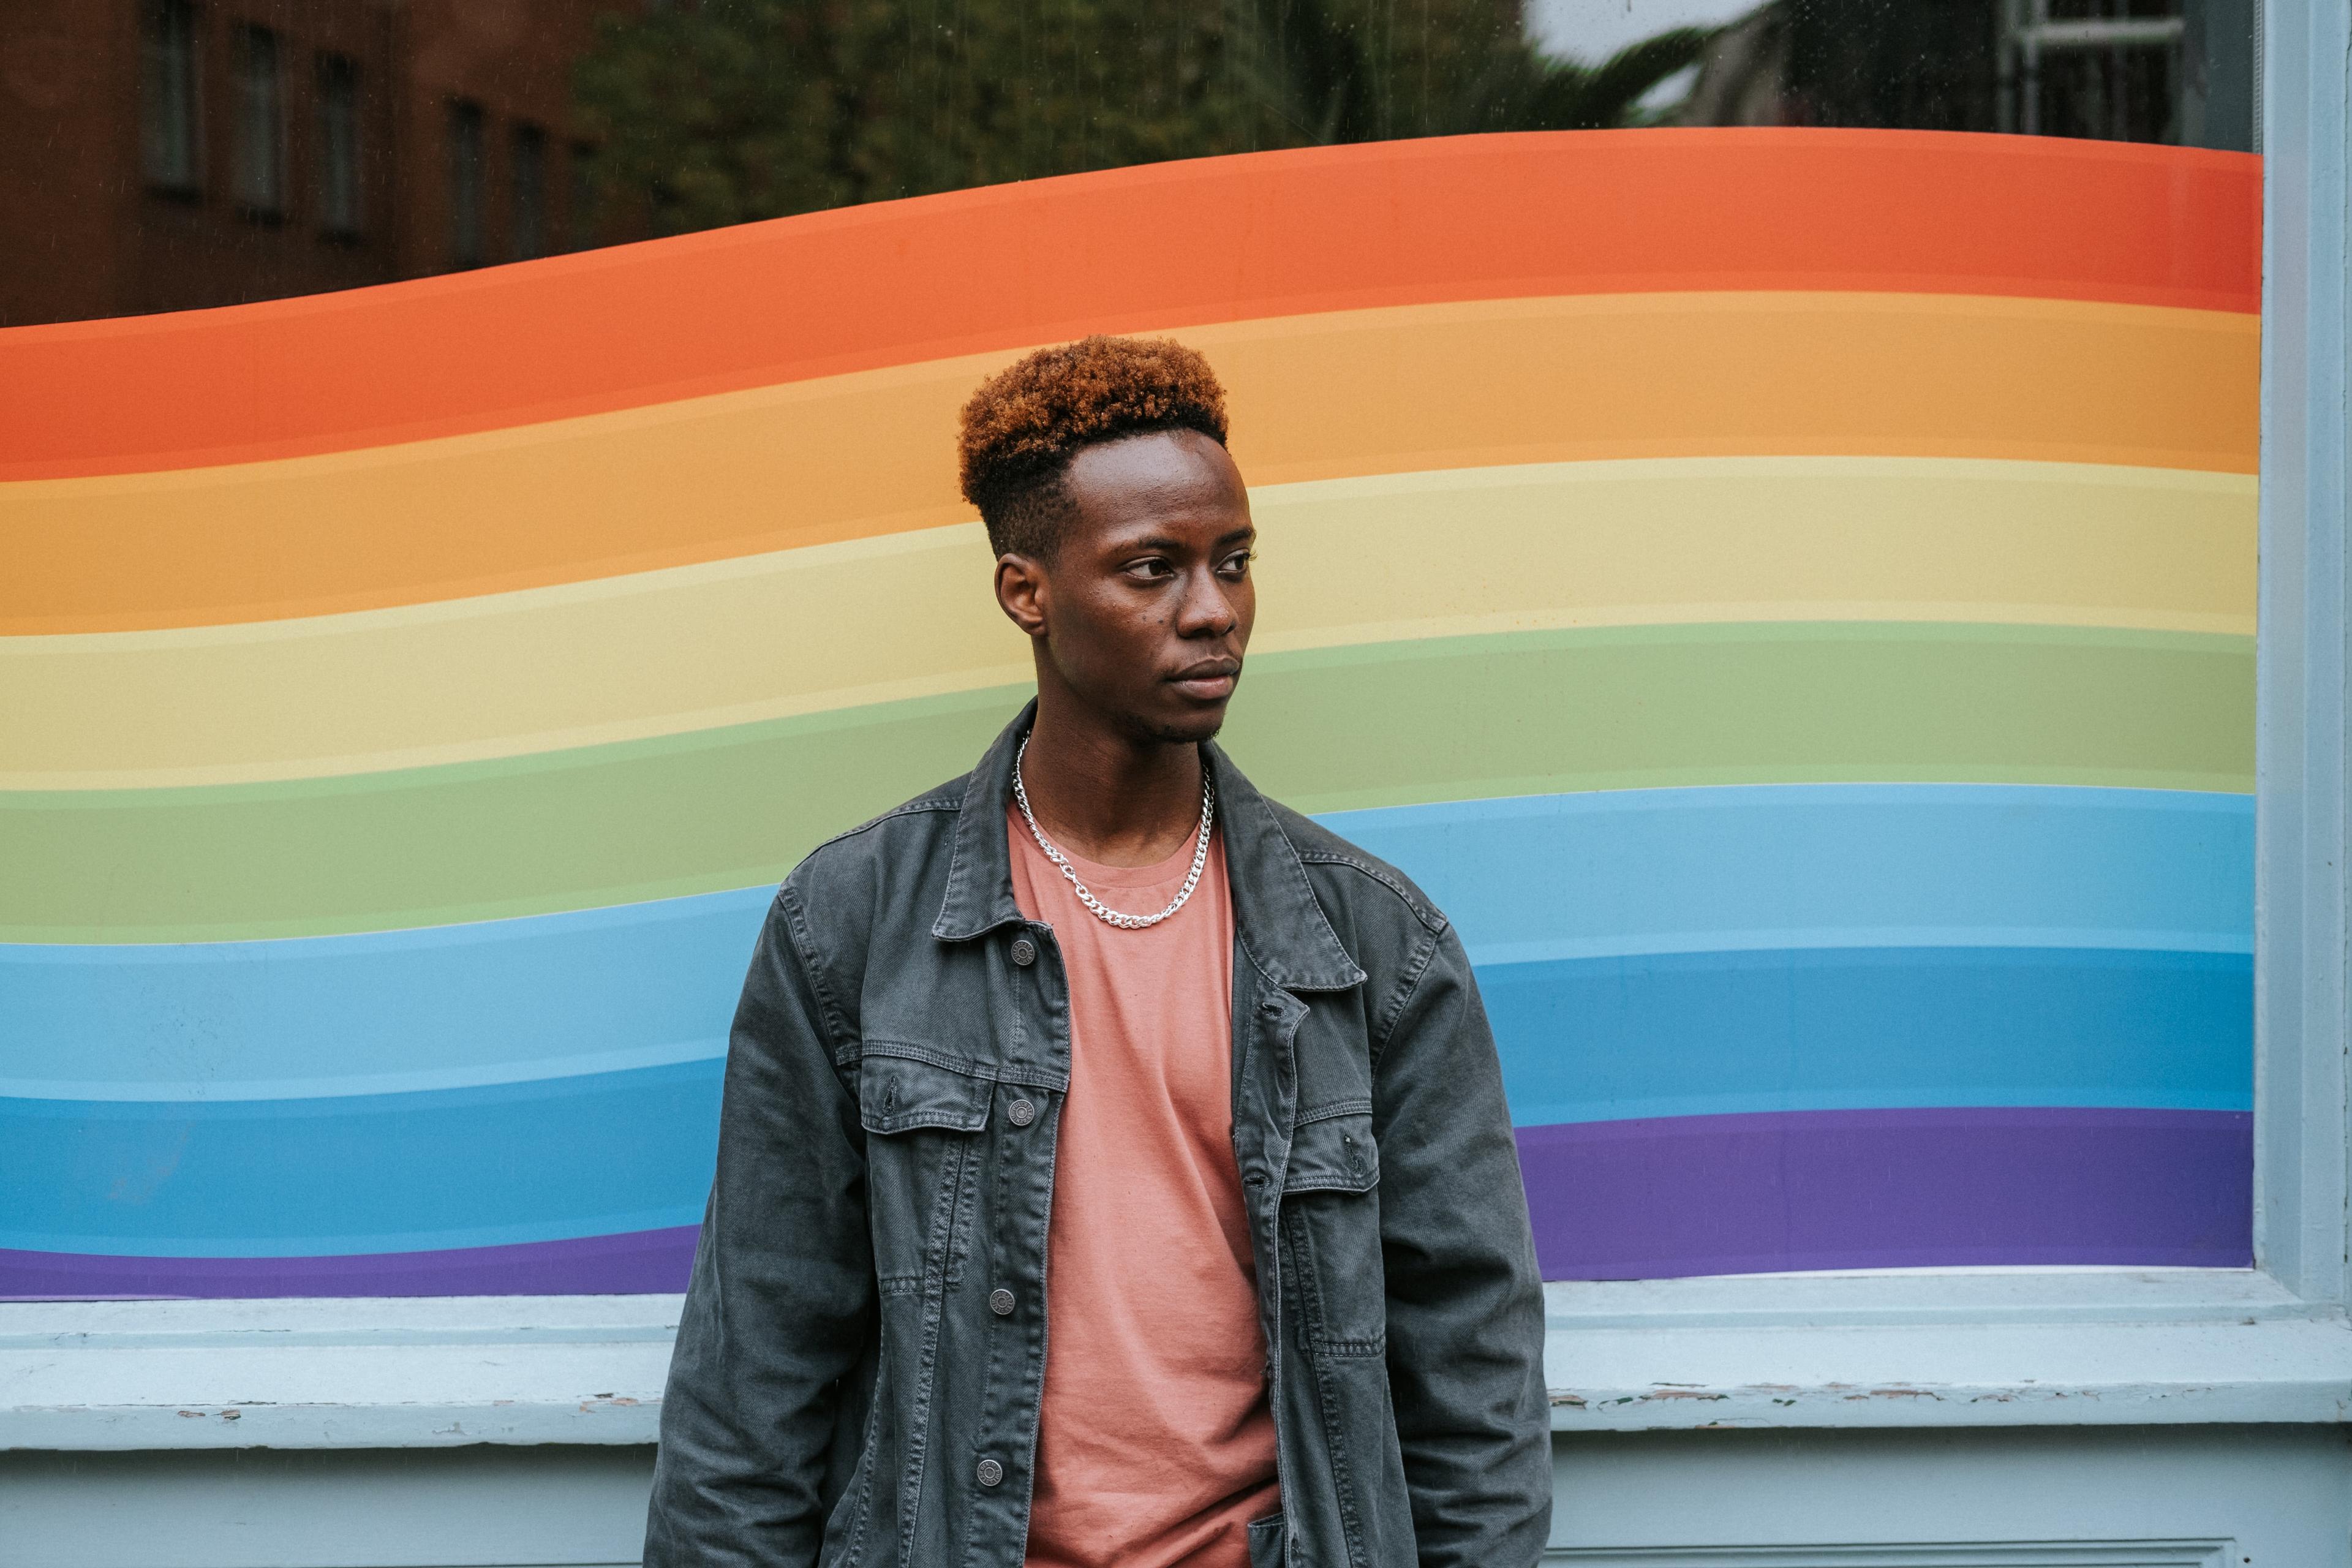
[998,428,1256,745]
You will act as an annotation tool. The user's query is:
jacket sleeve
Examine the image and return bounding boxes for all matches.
[644,884,875,1568]
[1373,922,1552,1567]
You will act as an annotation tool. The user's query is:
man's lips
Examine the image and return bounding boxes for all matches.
[1168,661,1241,699]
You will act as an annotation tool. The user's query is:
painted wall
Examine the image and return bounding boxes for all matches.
[8,1428,2348,1566]
[0,129,2258,1296]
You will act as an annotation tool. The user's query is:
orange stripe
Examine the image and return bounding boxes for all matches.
[0,130,2258,480]
[1,295,2258,635]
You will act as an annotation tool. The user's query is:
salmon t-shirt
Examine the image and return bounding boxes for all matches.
[1007,804,1279,1568]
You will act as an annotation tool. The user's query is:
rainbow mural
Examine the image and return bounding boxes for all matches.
[0,130,2257,1296]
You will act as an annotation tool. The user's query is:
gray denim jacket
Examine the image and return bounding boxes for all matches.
[644,704,1550,1568]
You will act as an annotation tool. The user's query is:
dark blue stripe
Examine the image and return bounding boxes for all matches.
[1487,944,2252,1126]
[0,1061,722,1256]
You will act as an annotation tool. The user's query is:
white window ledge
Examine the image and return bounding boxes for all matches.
[1544,1272,2352,1431]
[0,1295,680,1452]
[6,1272,2350,1452]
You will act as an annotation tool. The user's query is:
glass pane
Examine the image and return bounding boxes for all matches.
[137,0,200,193]
[569,140,601,251]
[317,55,363,238]
[448,99,486,267]
[0,0,2256,1299]
[512,124,548,260]
[231,24,284,216]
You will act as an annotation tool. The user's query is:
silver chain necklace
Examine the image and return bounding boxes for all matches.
[1012,733,1215,930]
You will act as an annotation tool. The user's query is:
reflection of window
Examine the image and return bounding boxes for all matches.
[1653,0,2250,151]
[139,0,200,194]
[317,55,361,238]
[512,125,548,260]
[569,144,599,251]
[232,24,285,217]
[448,100,486,267]
[1999,0,2188,143]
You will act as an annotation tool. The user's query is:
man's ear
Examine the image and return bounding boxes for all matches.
[995,554,1049,639]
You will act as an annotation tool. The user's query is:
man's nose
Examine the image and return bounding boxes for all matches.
[1174,568,1238,636]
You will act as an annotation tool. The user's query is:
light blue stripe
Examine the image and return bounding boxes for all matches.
[7,1037,728,1105]
[1469,926,2251,965]
[0,888,767,1099]
[0,785,2251,1099]
[1321,783,2252,963]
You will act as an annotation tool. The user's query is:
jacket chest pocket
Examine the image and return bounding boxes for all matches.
[1280,1104,1385,1355]
[858,1047,992,1296]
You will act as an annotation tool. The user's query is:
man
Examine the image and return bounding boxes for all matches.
[645,335,1549,1567]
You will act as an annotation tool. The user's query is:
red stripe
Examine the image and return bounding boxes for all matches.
[0,129,2259,480]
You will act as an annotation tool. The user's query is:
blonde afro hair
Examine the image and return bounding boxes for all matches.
[957,334,1229,558]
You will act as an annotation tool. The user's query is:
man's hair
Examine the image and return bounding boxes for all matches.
[957,334,1229,559]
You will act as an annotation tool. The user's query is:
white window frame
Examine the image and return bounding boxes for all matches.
[0,0,2343,1458]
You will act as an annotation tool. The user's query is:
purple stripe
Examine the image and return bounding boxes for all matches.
[0,1227,698,1301]
[8,1108,2254,1298]
[1518,1106,2253,1280]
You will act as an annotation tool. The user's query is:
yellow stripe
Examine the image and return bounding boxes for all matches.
[1,292,2258,633]
[0,458,2254,791]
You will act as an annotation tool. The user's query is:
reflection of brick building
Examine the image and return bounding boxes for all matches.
[0,0,638,326]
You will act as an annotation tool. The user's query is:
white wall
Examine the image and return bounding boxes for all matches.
[6,1430,2345,1568]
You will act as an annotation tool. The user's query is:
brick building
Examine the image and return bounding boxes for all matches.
[0,0,638,326]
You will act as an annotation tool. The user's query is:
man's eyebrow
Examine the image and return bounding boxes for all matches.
[1114,524,1257,552]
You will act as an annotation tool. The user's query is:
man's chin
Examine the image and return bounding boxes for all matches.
[1136,703,1229,747]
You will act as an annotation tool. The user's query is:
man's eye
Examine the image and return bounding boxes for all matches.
[1125,559,1174,579]
[1221,552,1253,575]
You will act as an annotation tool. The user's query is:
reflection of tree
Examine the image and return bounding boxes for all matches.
[573,0,1713,238]
[574,1,1254,234]
[1458,26,1713,133]
[1232,0,1709,142]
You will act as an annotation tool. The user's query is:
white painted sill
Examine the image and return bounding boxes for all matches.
[0,1295,680,1452]
[1543,1270,2352,1430]
[4,1270,2348,1451]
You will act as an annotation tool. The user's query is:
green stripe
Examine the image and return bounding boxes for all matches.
[3,624,2252,943]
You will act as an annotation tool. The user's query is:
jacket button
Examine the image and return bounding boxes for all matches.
[976,1457,1005,1487]
[989,1287,1016,1315]
[1008,1099,1036,1127]
[1010,938,1036,967]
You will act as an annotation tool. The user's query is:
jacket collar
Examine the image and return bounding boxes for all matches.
[931,703,1034,944]
[1202,737,1366,993]
[933,701,1365,993]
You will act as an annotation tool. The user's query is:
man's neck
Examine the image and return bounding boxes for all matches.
[1018,688,1206,870]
